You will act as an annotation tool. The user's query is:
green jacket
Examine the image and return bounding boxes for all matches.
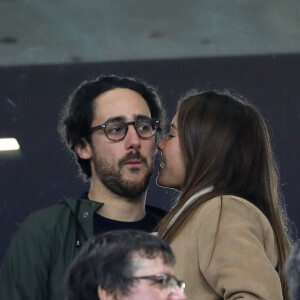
[0,197,165,300]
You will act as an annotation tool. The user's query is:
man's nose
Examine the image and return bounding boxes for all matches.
[125,124,141,149]
[169,286,186,300]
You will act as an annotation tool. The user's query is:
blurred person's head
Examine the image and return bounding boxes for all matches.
[66,230,186,300]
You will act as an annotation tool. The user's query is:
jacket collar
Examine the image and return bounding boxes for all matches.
[60,197,104,246]
[60,197,103,217]
[164,186,213,233]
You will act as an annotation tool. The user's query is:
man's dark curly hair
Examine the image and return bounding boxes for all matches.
[58,75,166,180]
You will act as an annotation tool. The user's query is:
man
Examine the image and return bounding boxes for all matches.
[66,230,186,300]
[0,75,166,300]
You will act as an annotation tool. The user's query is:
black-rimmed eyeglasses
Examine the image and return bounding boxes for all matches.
[89,118,160,141]
[131,273,185,292]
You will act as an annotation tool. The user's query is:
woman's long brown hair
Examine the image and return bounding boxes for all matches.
[156,91,291,299]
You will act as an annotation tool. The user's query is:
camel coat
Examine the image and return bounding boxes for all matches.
[171,195,283,300]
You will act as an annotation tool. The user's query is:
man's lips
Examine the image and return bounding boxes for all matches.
[119,152,148,167]
[124,159,142,165]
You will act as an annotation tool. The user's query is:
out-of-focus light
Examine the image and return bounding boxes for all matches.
[0,138,20,151]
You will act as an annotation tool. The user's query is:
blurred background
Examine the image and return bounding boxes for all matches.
[1,0,299,264]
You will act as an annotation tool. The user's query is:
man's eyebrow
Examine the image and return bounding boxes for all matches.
[134,114,151,120]
[104,115,150,123]
[105,116,125,123]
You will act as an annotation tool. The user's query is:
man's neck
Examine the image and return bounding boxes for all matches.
[88,180,147,222]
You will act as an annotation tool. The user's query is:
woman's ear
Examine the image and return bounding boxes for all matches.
[74,141,92,160]
[97,286,118,300]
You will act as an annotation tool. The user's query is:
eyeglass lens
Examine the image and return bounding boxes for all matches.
[105,119,156,140]
[165,275,185,291]
[154,274,185,292]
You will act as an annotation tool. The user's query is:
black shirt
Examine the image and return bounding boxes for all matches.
[80,192,166,235]
[93,207,162,234]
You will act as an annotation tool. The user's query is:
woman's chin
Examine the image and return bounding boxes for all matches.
[156,175,168,188]
[156,176,179,190]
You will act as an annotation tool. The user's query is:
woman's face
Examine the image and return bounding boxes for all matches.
[156,113,186,190]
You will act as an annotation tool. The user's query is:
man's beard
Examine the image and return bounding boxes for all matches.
[92,149,153,198]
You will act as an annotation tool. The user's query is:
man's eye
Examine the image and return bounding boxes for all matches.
[107,123,124,134]
[152,278,166,287]
[137,121,152,132]
[138,125,150,132]
[156,276,170,287]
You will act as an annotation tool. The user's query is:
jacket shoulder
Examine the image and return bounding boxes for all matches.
[23,201,72,224]
[198,195,270,226]
[15,198,83,235]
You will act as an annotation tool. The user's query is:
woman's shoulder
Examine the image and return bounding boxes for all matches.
[195,195,278,270]
[201,195,269,221]
[192,195,274,239]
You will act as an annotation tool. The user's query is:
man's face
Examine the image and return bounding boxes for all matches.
[88,88,156,198]
[120,255,186,300]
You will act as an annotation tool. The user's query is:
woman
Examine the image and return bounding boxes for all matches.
[156,90,291,300]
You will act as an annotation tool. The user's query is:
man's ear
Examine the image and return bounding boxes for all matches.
[74,141,92,160]
[97,286,118,300]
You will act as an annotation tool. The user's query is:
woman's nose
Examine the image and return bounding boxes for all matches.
[157,136,165,151]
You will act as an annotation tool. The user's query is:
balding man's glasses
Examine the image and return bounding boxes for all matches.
[132,273,185,292]
[89,117,159,141]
